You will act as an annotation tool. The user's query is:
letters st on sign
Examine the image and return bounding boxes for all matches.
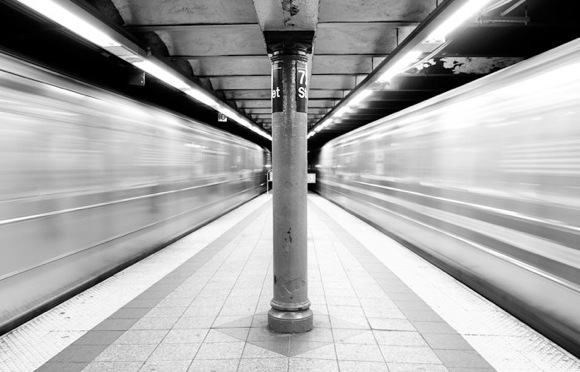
[272,63,283,113]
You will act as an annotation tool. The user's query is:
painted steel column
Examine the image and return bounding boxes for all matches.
[268,42,313,333]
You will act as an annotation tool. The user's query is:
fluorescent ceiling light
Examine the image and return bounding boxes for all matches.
[426,0,494,43]
[185,88,219,109]
[348,90,373,107]
[17,0,119,47]
[334,106,350,118]
[132,60,190,91]
[378,50,422,83]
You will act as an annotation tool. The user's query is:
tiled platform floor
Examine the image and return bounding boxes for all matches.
[2,194,579,372]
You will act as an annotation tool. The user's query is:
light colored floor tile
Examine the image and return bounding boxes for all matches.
[289,358,339,372]
[187,359,238,372]
[338,360,389,372]
[335,343,384,362]
[182,306,222,317]
[163,329,209,344]
[293,344,337,360]
[373,330,428,346]
[387,363,449,372]
[219,306,256,317]
[380,345,442,364]
[327,305,366,318]
[173,317,215,329]
[195,341,245,360]
[333,330,376,345]
[147,342,200,361]
[139,360,190,372]
[238,357,288,372]
[330,316,369,329]
[95,344,157,362]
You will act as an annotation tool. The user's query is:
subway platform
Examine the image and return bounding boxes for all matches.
[1,194,579,372]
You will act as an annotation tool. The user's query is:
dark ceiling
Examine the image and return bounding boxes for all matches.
[1,0,580,152]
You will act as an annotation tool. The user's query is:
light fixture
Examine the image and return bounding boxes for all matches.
[16,0,119,48]
[348,90,373,107]
[185,89,219,109]
[133,60,190,91]
[425,0,494,43]
[334,106,350,118]
[378,50,423,83]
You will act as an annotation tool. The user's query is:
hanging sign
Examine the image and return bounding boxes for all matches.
[296,61,308,113]
[272,62,283,113]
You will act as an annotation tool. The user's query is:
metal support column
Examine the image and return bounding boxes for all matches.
[268,42,313,333]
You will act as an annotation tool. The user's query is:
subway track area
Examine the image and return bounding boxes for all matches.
[1,194,578,372]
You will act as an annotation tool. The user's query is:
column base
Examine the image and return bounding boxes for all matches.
[268,308,314,333]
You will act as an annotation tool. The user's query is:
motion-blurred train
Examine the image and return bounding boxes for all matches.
[0,51,268,332]
[315,38,580,356]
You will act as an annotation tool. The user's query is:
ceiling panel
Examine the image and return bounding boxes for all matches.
[312,55,373,74]
[318,0,436,22]
[155,25,266,56]
[188,56,271,76]
[222,90,271,100]
[111,0,259,25]
[238,100,271,108]
[315,24,414,54]
[309,90,346,99]
[310,75,357,90]
[210,76,270,90]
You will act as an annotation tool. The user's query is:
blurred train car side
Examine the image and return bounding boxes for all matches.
[315,39,580,356]
[0,51,268,333]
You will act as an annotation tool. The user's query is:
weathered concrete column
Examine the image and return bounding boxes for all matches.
[268,42,313,333]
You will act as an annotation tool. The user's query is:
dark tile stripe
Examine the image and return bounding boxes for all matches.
[309,200,495,371]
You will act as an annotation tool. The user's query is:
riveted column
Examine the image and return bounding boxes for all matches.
[268,42,313,333]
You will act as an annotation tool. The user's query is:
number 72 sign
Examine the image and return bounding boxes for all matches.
[296,61,308,113]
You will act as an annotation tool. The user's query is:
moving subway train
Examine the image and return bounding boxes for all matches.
[316,38,580,355]
[0,51,268,333]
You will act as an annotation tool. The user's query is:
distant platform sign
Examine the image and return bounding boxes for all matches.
[217,112,227,122]
[307,173,316,183]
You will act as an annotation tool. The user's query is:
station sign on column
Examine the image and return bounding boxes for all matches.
[272,62,283,113]
[296,61,307,113]
[272,60,308,114]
